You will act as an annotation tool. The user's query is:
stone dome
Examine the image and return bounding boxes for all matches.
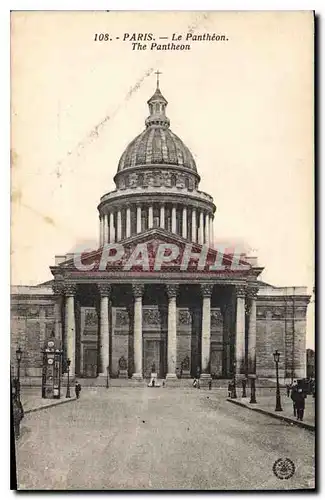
[117,80,197,173]
[117,126,197,172]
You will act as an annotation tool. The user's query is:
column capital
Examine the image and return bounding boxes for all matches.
[63,284,77,296]
[132,284,144,298]
[166,284,178,299]
[235,285,246,299]
[52,281,64,296]
[201,284,214,297]
[98,283,111,297]
[246,286,259,300]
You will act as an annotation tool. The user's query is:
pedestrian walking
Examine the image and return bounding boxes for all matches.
[295,388,306,421]
[228,381,233,398]
[75,381,82,399]
[291,381,298,417]
[286,383,291,397]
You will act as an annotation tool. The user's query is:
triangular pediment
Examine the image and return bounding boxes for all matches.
[54,228,253,276]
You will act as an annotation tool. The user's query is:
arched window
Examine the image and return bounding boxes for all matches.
[170,173,176,187]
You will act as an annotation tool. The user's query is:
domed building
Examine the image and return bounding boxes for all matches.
[11,77,310,388]
[97,80,215,247]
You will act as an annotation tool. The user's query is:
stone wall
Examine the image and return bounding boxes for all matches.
[11,296,55,378]
[256,297,308,380]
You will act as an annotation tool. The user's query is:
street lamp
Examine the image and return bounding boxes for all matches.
[232,361,237,399]
[106,365,109,389]
[242,378,247,398]
[16,347,22,402]
[273,350,283,412]
[66,358,71,398]
[249,375,257,404]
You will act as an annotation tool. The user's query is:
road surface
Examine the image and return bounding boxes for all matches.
[15,387,315,490]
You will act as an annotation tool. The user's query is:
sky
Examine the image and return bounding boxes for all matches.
[11,11,314,347]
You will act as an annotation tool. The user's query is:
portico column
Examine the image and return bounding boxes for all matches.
[235,285,246,376]
[64,284,76,378]
[192,209,197,242]
[199,211,204,244]
[52,282,63,341]
[201,284,214,380]
[171,205,177,233]
[148,205,153,229]
[98,284,111,377]
[132,284,144,380]
[247,287,258,375]
[205,213,209,245]
[166,284,178,380]
[117,210,122,241]
[126,206,131,238]
[136,205,142,234]
[160,204,165,229]
[182,207,187,239]
[109,212,115,243]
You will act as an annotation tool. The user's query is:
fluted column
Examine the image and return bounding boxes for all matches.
[126,206,131,238]
[199,211,204,244]
[201,284,214,379]
[52,282,63,341]
[247,287,258,375]
[117,210,122,241]
[136,205,142,234]
[235,285,246,376]
[171,205,177,233]
[109,212,115,243]
[148,205,153,229]
[64,284,76,378]
[132,284,144,380]
[166,284,178,380]
[182,207,187,239]
[160,204,165,229]
[98,284,111,377]
[205,213,209,245]
[192,209,197,242]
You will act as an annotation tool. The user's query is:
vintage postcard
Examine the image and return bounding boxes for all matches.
[11,11,315,490]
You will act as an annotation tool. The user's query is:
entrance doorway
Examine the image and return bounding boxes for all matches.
[83,346,98,378]
[143,339,165,378]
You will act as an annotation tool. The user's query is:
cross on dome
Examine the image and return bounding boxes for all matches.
[154,70,162,89]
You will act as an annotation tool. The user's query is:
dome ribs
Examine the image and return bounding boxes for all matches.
[159,128,169,164]
[164,131,178,165]
[152,128,163,164]
[145,127,156,164]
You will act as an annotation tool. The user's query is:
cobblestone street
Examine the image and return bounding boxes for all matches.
[16,388,315,490]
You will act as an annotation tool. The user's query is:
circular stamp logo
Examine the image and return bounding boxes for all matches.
[272,458,295,480]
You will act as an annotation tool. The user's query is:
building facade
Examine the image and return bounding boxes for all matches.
[11,80,310,385]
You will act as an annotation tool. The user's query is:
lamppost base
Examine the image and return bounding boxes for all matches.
[275,406,283,412]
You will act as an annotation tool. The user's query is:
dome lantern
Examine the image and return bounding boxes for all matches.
[145,70,170,129]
